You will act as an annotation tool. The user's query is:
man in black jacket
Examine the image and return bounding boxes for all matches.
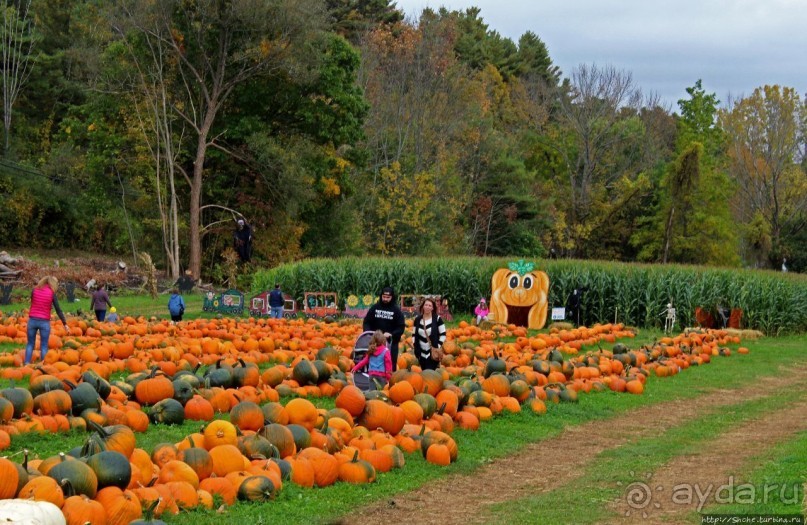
[363,286,406,371]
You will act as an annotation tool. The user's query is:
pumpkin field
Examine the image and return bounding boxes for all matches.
[0,292,805,524]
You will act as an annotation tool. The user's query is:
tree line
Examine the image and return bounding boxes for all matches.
[0,0,804,278]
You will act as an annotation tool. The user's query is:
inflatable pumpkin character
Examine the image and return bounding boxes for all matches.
[489,260,549,329]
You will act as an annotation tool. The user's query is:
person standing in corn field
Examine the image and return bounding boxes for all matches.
[363,286,406,371]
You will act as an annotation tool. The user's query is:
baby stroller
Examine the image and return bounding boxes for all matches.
[351,331,387,392]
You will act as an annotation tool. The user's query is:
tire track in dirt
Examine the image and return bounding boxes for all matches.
[612,399,807,524]
[336,365,807,525]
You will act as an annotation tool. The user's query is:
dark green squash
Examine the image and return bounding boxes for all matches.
[67,382,101,416]
[483,350,506,377]
[149,398,185,425]
[285,424,311,452]
[292,360,319,386]
[85,451,131,489]
[0,387,33,418]
[48,454,98,498]
[236,475,275,502]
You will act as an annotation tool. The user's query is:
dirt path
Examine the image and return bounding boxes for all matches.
[336,365,807,525]
[612,399,807,524]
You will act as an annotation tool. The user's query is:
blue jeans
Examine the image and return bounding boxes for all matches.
[95,309,106,322]
[270,306,283,319]
[25,318,51,364]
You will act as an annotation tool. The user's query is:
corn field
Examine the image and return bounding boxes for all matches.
[252,258,807,334]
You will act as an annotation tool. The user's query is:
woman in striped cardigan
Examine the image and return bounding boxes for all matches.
[412,297,446,370]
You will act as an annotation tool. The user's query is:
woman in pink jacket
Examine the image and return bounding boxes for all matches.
[25,276,68,364]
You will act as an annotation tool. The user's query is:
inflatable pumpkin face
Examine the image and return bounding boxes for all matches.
[489,261,549,329]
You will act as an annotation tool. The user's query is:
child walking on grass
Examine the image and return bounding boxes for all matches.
[351,330,392,387]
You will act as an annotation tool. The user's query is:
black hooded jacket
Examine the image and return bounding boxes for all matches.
[363,287,406,349]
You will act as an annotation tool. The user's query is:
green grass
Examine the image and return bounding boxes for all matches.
[0,293,207,319]
[482,384,807,525]
[699,430,807,519]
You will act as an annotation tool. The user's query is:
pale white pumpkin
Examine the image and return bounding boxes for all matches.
[0,499,66,525]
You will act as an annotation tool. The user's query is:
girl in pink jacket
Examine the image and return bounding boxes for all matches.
[474,298,489,325]
[351,331,392,386]
[25,276,68,364]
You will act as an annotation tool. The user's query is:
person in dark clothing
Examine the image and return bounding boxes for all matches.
[233,219,253,262]
[269,283,284,319]
[363,286,406,372]
[90,284,113,322]
[168,288,186,323]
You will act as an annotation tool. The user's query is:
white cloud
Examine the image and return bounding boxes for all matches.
[393,0,807,107]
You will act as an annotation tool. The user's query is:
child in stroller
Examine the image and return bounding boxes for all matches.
[351,330,392,391]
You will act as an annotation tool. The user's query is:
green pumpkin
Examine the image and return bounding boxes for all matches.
[237,475,276,502]
[259,423,296,458]
[1,387,33,418]
[85,451,131,490]
[149,398,185,425]
[612,342,629,355]
[29,375,66,398]
[172,380,194,405]
[316,346,340,364]
[548,348,564,364]
[271,458,292,480]
[413,393,438,419]
[81,371,111,400]
[292,360,319,386]
[48,455,98,498]
[312,360,331,382]
[238,434,275,459]
[67,383,101,416]
[559,388,578,403]
[172,371,201,389]
[204,367,232,388]
[285,424,311,451]
[483,351,506,378]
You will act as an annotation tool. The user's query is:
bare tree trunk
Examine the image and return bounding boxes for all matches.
[189,132,209,279]
[663,206,675,264]
[1,0,35,155]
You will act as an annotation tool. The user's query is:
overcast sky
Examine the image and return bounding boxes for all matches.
[394,0,807,110]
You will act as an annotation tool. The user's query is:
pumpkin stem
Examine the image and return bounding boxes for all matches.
[351,450,359,462]
[144,498,161,520]
[60,478,76,497]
